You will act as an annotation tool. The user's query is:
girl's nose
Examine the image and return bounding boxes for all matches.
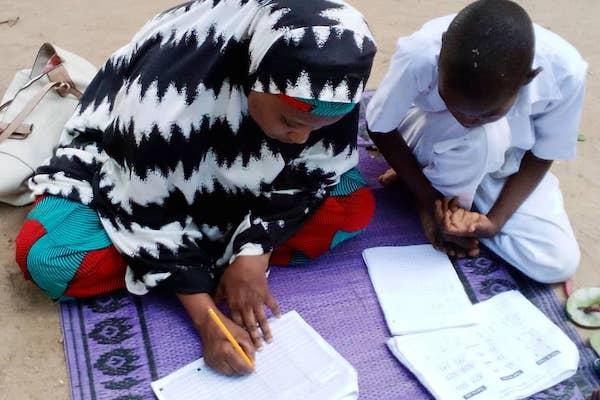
[288,127,311,144]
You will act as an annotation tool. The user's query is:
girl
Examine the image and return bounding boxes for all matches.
[15,0,376,375]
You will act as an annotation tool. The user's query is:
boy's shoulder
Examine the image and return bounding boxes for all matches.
[395,15,453,57]
[391,15,455,86]
[533,24,587,84]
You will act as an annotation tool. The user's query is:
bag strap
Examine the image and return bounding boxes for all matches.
[0,122,32,137]
[0,72,48,114]
[0,65,83,144]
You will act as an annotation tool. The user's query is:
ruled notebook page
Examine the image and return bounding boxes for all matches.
[152,310,358,400]
[363,245,475,335]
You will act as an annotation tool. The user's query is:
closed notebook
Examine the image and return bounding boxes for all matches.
[151,310,358,400]
[387,291,579,400]
[363,245,475,335]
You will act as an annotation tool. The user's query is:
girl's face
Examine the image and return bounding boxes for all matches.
[248,91,343,144]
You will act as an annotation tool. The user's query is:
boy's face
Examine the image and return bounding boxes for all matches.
[248,91,343,144]
[438,77,519,129]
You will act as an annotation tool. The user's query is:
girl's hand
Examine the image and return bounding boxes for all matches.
[177,293,256,376]
[217,254,281,347]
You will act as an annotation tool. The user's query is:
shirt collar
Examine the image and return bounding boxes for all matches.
[510,52,562,117]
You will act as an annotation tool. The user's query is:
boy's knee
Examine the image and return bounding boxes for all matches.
[521,235,580,284]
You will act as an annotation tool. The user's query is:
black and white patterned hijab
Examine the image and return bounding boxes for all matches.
[31,0,376,294]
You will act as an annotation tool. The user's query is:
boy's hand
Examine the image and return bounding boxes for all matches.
[442,206,500,238]
[199,309,256,376]
[419,200,479,258]
[217,254,281,347]
[177,293,256,376]
[434,198,480,257]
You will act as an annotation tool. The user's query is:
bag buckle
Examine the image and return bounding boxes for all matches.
[0,122,33,139]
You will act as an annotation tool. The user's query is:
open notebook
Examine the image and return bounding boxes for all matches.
[363,245,475,335]
[151,311,358,400]
[388,291,579,400]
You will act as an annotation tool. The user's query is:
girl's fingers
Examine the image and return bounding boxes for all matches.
[231,310,243,327]
[215,359,235,376]
[225,349,253,375]
[242,309,262,347]
[255,306,273,343]
[266,292,281,318]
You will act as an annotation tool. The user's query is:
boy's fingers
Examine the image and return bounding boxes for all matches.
[255,306,273,343]
[451,208,465,226]
[434,200,444,222]
[448,197,460,212]
[441,197,450,214]
[467,247,480,257]
[444,210,453,230]
[446,245,456,257]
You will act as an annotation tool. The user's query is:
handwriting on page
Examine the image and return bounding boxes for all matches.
[388,291,579,400]
[364,245,475,335]
[152,311,357,400]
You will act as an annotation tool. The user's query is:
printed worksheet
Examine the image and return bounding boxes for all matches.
[152,311,358,400]
[387,291,579,400]
[363,245,475,335]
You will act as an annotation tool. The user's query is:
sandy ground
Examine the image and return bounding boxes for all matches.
[0,1,598,398]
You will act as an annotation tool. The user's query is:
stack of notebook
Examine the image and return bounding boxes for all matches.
[364,245,579,400]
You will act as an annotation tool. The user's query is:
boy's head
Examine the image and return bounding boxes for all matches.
[439,0,542,128]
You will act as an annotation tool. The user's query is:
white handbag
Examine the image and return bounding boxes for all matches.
[0,43,97,206]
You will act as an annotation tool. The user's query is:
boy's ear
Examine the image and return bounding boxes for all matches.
[523,67,543,85]
[437,32,447,69]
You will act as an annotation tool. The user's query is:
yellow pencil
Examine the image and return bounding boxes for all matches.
[207,308,254,368]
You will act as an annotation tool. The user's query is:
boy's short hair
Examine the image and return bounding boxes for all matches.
[439,0,535,102]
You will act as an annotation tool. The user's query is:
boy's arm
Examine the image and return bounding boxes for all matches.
[368,128,446,250]
[369,128,480,256]
[368,128,441,207]
[478,151,552,236]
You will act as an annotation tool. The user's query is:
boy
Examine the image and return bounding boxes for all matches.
[367,0,587,283]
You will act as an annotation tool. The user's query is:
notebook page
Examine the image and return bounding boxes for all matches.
[152,311,358,400]
[387,291,579,400]
[363,245,475,335]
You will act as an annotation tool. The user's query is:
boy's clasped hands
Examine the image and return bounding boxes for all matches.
[430,197,500,258]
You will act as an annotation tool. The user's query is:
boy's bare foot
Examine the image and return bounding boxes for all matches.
[378,168,400,187]
[588,389,600,400]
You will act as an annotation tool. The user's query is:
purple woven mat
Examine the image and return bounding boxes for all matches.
[60,96,599,400]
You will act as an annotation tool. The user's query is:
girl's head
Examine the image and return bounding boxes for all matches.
[248,92,355,144]
[247,1,377,143]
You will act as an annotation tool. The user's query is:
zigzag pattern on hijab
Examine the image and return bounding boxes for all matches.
[31,0,376,294]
